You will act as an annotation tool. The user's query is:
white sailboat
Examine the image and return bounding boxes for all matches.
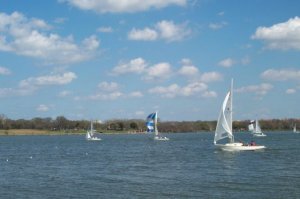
[293,124,299,133]
[214,79,266,151]
[146,112,169,141]
[86,120,101,141]
[248,119,266,137]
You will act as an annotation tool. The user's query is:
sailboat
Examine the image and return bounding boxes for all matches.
[248,119,266,137]
[146,112,169,141]
[214,79,266,151]
[86,120,101,141]
[293,124,299,133]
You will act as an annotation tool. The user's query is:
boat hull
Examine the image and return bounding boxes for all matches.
[215,143,266,151]
[253,133,267,137]
[154,136,169,141]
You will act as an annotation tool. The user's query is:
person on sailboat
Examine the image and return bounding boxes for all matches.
[250,140,256,146]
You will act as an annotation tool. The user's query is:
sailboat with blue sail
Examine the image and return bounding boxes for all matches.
[146,112,169,141]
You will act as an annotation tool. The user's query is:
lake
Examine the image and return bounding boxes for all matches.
[0,132,299,198]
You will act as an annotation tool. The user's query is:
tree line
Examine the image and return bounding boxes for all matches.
[0,114,299,133]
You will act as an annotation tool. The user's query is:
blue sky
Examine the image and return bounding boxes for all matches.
[0,0,300,121]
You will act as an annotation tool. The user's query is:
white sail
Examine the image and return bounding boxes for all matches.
[255,120,262,134]
[86,120,101,141]
[214,79,234,144]
[213,79,266,151]
[154,111,158,136]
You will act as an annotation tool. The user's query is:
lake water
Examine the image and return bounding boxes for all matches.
[0,132,299,199]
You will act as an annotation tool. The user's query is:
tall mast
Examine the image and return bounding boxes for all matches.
[230,78,234,142]
[155,111,158,135]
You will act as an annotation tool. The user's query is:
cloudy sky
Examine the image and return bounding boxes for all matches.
[0,0,299,121]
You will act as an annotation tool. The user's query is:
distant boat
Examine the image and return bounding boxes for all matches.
[214,79,265,151]
[86,120,101,141]
[146,112,169,141]
[248,119,266,137]
[293,124,299,133]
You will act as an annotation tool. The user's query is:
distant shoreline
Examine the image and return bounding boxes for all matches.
[0,129,293,136]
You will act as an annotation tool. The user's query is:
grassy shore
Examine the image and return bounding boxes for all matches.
[0,129,83,136]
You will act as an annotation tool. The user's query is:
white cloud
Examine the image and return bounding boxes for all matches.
[178,65,199,76]
[61,0,187,13]
[128,28,158,41]
[261,69,300,81]
[148,81,215,98]
[200,72,223,83]
[128,20,191,42]
[252,16,300,50]
[112,57,147,75]
[286,88,296,94]
[218,58,235,68]
[209,21,227,30]
[145,62,172,80]
[36,104,49,112]
[0,12,100,65]
[128,91,143,98]
[19,72,77,88]
[88,91,123,100]
[156,20,191,42]
[0,66,11,75]
[235,83,273,96]
[98,81,119,92]
[97,26,113,33]
[58,90,72,97]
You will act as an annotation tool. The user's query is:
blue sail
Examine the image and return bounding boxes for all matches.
[146,112,156,132]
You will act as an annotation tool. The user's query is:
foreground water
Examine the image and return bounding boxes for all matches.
[0,132,299,199]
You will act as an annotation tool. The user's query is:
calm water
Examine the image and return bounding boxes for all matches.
[0,132,299,199]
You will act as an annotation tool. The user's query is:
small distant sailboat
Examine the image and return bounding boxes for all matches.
[146,112,169,141]
[248,119,266,137]
[86,120,101,141]
[214,79,265,151]
[293,124,299,133]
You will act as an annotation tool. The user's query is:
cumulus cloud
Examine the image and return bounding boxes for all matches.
[36,104,49,112]
[148,81,216,98]
[261,69,300,81]
[235,83,273,96]
[19,72,77,88]
[128,28,158,41]
[286,88,296,94]
[0,66,11,75]
[98,81,119,91]
[200,72,223,83]
[128,91,143,98]
[112,57,147,75]
[58,90,72,97]
[145,62,172,80]
[128,20,191,42]
[218,58,235,68]
[61,0,187,13]
[252,16,300,50]
[0,12,100,65]
[0,72,77,97]
[97,26,113,33]
[209,21,227,30]
[111,57,172,81]
[88,92,123,100]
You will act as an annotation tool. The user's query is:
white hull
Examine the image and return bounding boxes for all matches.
[86,137,101,141]
[253,133,266,137]
[154,136,169,141]
[215,143,266,151]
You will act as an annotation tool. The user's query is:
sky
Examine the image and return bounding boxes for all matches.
[0,0,300,121]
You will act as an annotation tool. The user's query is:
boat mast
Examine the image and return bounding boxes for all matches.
[155,111,158,136]
[230,78,234,143]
